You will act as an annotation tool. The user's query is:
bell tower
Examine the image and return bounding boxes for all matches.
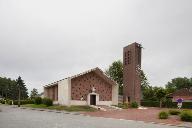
[123,42,142,104]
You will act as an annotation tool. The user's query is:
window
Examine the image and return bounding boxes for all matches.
[127,51,131,64]
[124,51,131,65]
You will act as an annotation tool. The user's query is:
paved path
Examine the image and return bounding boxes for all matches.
[0,105,181,128]
[82,107,184,125]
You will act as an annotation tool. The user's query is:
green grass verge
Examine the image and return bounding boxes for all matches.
[23,104,96,112]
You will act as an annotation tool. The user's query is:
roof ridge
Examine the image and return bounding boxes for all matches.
[44,67,117,87]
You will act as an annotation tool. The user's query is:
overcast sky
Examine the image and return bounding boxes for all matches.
[0,0,192,93]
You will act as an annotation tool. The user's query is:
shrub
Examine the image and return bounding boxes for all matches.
[141,100,160,107]
[5,99,10,104]
[8,100,13,105]
[22,100,34,104]
[118,103,129,109]
[13,100,34,105]
[0,99,5,104]
[34,97,42,105]
[169,109,181,115]
[159,111,169,119]
[42,98,53,106]
[13,100,18,105]
[142,99,192,109]
[130,101,139,108]
[182,102,192,109]
[162,99,177,108]
[180,111,192,122]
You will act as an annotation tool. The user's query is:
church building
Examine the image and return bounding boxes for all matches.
[43,42,142,106]
[43,67,118,106]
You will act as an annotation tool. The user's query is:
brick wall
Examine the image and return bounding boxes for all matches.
[71,72,112,101]
[44,84,58,101]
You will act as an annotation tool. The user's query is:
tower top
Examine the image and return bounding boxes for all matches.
[123,42,142,49]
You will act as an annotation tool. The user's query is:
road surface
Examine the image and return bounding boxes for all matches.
[0,105,180,128]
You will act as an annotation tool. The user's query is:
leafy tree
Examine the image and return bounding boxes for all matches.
[142,86,167,107]
[140,70,150,90]
[7,80,18,100]
[166,77,192,94]
[105,60,123,94]
[105,60,149,95]
[0,76,28,101]
[0,77,17,100]
[142,86,156,100]
[155,87,166,108]
[30,88,38,99]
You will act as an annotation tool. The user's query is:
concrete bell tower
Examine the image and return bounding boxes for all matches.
[123,42,142,104]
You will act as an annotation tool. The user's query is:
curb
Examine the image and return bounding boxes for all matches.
[19,107,81,115]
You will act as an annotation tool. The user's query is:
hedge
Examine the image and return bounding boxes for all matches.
[34,97,42,105]
[182,102,192,109]
[141,100,192,109]
[13,100,34,105]
[141,100,160,107]
[42,98,53,106]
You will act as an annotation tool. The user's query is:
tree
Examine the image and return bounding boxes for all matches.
[0,76,28,101]
[155,87,166,108]
[165,77,192,94]
[105,60,149,95]
[105,60,123,95]
[0,77,17,100]
[30,88,38,99]
[16,76,28,100]
[140,70,150,91]
[6,80,17,100]
[142,86,156,100]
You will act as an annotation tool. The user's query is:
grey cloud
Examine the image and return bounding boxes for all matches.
[0,0,192,92]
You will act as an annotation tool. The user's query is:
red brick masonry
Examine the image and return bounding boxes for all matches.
[44,84,58,101]
[71,72,112,101]
[82,108,188,125]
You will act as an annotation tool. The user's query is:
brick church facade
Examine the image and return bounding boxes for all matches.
[44,68,118,106]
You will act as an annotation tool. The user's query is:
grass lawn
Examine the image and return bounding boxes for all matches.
[23,104,97,112]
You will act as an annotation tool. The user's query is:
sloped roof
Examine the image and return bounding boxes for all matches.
[168,88,192,97]
[44,67,117,87]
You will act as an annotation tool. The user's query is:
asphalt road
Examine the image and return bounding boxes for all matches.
[0,105,180,128]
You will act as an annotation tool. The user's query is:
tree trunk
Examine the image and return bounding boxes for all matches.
[18,87,20,107]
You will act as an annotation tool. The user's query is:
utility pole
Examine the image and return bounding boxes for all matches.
[18,83,21,107]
